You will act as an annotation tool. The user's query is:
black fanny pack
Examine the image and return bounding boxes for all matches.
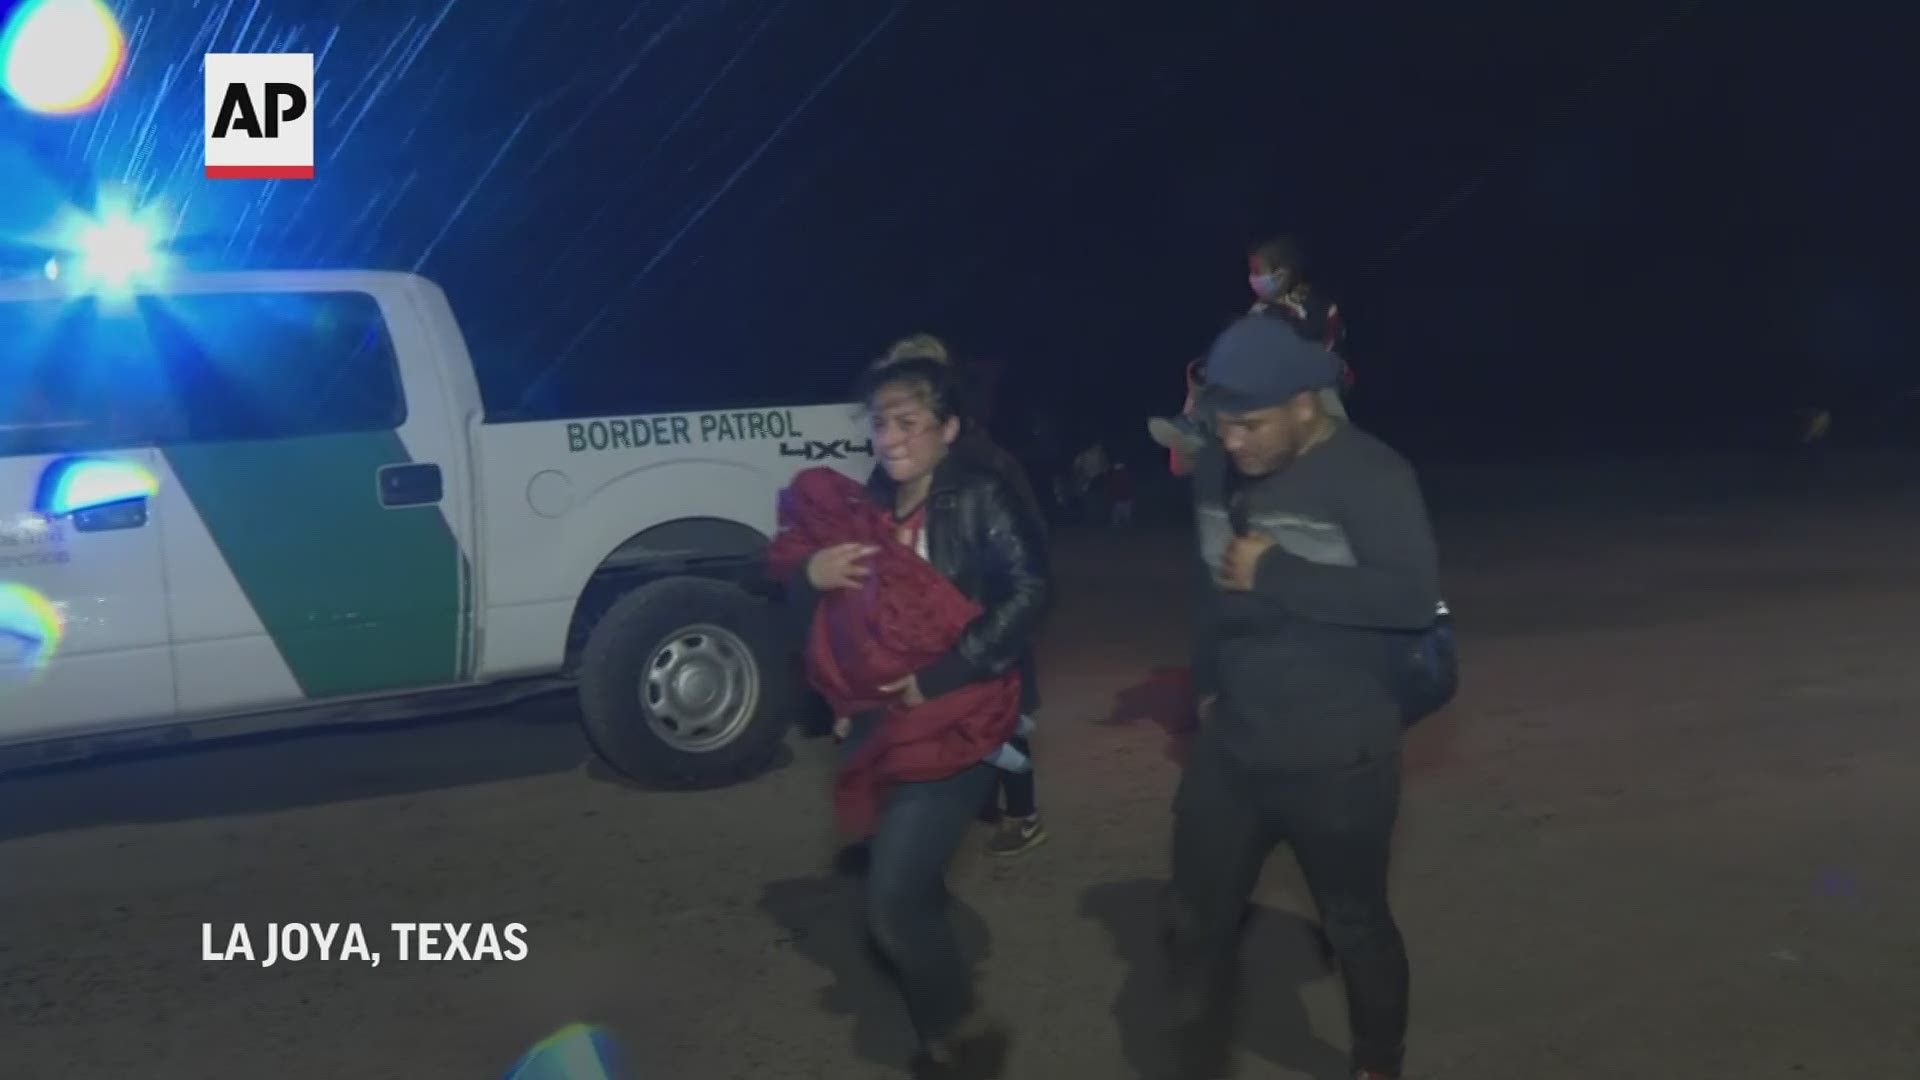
[1398,601,1458,727]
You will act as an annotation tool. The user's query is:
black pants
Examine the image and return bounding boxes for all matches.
[868,762,1000,1044]
[992,736,1037,819]
[1166,730,1409,1076]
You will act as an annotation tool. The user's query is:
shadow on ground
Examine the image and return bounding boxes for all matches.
[0,693,591,842]
[1080,878,1349,1080]
[581,741,797,792]
[759,874,992,1071]
[1093,666,1197,765]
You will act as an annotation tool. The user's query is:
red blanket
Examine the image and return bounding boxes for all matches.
[768,467,1022,838]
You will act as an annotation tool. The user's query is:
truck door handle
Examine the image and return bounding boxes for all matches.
[379,463,443,507]
[71,498,149,532]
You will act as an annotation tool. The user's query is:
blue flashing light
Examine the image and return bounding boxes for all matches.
[40,198,172,294]
[76,214,155,277]
[72,210,160,287]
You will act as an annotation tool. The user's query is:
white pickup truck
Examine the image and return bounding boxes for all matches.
[0,269,873,785]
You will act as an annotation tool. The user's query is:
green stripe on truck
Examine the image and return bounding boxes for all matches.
[163,432,465,699]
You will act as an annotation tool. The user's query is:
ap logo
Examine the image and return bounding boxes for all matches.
[204,52,314,179]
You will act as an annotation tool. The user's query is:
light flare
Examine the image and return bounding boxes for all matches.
[0,0,126,116]
[0,582,65,676]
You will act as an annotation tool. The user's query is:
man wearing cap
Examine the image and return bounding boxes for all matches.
[1164,315,1442,1080]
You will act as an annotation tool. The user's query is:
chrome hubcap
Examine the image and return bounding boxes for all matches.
[640,624,760,753]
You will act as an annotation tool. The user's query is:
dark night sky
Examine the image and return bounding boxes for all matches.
[2,1,1911,462]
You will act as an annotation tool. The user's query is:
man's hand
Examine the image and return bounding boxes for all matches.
[878,673,926,707]
[806,543,878,591]
[1197,694,1218,722]
[832,715,852,742]
[1218,533,1276,591]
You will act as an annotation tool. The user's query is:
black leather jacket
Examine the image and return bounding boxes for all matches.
[952,429,1046,540]
[946,430,1049,711]
[871,456,1051,708]
[789,455,1051,710]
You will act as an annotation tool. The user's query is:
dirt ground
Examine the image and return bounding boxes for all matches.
[3,453,1918,1079]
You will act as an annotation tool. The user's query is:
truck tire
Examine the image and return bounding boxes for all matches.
[577,576,792,788]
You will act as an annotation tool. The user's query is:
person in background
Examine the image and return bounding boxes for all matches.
[781,357,1051,1078]
[1246,234,1349,385]
[1149,234,1352,476]
[1107,461,1135,526]
[874,335,1050,856]
[1072,442,1110,521]
[1051,473,1075,521]
[1167,315,1440,1080]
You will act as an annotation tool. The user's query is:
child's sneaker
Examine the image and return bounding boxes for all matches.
[986,814,1047,856]
[1148,415,1205,455]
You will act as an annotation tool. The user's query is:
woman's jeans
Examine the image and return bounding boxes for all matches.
[867,762,999,1043]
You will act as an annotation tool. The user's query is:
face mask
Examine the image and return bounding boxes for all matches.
[1249,272,1284,300]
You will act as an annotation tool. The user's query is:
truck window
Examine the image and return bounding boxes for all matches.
[0,291,405,456]
[149,291,406,443]
[0,296,175,457]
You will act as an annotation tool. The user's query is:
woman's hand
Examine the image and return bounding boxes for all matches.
[806,543,878,591]
[832,716,852,741]
[878,673,926,707]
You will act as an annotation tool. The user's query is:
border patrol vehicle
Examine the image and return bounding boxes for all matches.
[0,233,872,787]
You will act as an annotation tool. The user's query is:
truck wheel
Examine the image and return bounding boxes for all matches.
[577,576,792,788]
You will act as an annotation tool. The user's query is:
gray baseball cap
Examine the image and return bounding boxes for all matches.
[1197,314,1343,415]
